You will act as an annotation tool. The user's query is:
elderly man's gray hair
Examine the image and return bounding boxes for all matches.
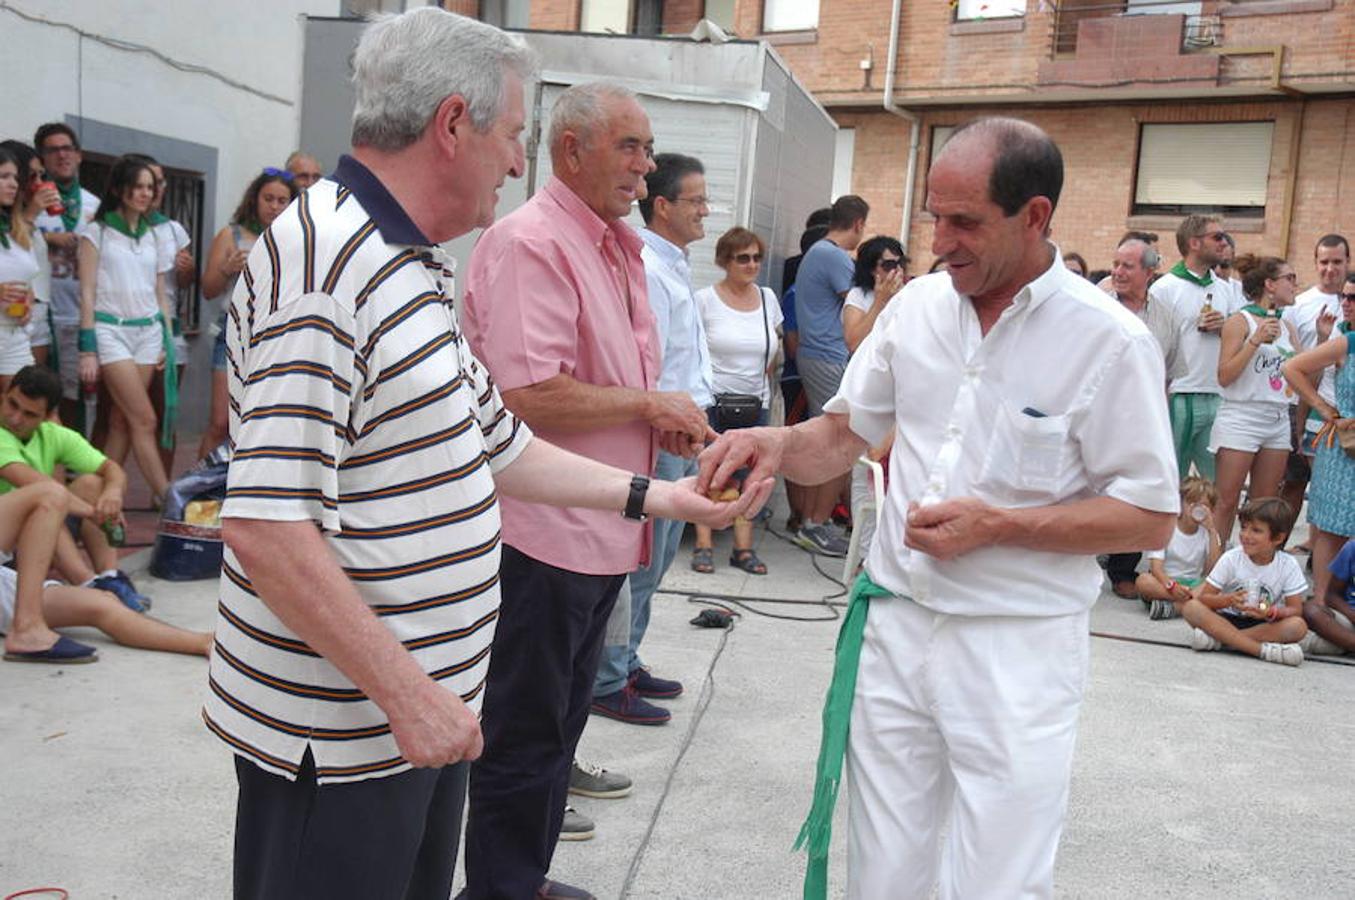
[351,8,537,152]
[547,82,639,155]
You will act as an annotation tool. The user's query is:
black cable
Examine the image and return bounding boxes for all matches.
[619,614,735,898]
[1091,629,1355,667]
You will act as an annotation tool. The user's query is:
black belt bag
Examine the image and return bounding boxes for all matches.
[712,393,762,429]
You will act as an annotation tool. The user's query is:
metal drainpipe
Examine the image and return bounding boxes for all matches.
[884,0,921,257]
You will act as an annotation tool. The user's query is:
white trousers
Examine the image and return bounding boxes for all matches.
[846,597,1090,900]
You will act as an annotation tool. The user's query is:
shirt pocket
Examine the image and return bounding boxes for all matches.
[976,402,1075,502]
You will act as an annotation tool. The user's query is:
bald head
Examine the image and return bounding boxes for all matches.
[939,117,1064,218]
[285,151,322,189]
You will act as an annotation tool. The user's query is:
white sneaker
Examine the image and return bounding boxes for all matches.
[1191,628,1221,652]
[1260,642,1304,667]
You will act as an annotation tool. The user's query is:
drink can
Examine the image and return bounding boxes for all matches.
[102,519,126,548]
[37,181,64,217]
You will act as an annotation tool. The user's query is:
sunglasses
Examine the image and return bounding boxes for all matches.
[41,143,78,156]
[263,166,294,182]
[1200,231,1230,243]
[879,258,902,271]
[1342,293,1355,301]
[734,252,763,265]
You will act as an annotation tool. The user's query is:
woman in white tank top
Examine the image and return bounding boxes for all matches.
[1209,255,1301,539]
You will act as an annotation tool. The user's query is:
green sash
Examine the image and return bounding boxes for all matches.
[794,570,895,900]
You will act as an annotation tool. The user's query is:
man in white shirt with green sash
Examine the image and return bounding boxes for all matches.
[699,118,1179,900]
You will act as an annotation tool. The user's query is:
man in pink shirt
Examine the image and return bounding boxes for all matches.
[461,82,711,900]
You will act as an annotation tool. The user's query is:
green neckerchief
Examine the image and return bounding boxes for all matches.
[1341,321,1354,335]
[104,211,149,242]
[243,219,264,237]
[795,570,895,900]
[1170,260,1213,287]
[57,180,82,232]
[146,210,169,227]
[1240,304,1281,319]
[0,210,10,250]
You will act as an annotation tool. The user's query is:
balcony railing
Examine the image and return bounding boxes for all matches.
[1050,0,1225,57]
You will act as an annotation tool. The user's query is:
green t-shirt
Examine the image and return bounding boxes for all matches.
[0,422,107,493]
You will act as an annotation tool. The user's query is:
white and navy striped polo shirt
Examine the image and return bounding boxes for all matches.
[203,155,531,784]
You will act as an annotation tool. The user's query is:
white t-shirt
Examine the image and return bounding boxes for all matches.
[1286,286,1339,351]
[152,218,190,275]
[1205,546,1309,614]
[34,186,99,325]
[843,285,873,317]
[696,285,783,406]
[1149,270,1240,395]
[1144,524,1211,581]
[79,221,162,321]
[1219,309,1299,406]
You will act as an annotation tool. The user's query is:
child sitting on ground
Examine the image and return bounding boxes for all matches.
[1136,476,1223,621]
[1183,497,1310,667]
[1300,538,1355,656]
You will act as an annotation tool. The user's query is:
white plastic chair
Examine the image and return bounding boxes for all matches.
[842,455,886,584]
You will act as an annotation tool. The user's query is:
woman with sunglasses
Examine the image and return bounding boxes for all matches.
[196,168,297,457]
[1283,276,1355,604]
[0,141,58,371]
[691,227,783,575]
[0,146,39,393]
[842,236,906,354]
[77,155,176,504]
[1208,255,1302,541]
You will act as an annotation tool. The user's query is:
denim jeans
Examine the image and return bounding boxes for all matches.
[593,449,699,696]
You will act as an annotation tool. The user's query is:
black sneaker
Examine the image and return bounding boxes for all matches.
[590,685,671,725]
[558,806,594,842]
[629,667,683,699]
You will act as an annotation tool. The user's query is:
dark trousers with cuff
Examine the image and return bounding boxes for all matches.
[233,748,468,900]
[462,544,624,899]
[1105,552,1143,586]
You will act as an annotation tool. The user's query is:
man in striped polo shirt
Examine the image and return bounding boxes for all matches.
[205,12,767,900]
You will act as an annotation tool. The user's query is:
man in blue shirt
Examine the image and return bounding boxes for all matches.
[592,153,714,726]
[792,194,869,556]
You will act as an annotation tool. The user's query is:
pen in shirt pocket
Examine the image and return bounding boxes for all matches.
[1021,407,1046,418]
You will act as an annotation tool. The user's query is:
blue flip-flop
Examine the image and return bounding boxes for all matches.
[4,635,99,664]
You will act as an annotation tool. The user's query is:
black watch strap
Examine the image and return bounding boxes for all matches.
[623,474,650,521]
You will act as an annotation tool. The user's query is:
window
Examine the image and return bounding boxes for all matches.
[1133,122,1274,217]
[763,0,820,32]
[930,125,955,164]
[832,128,855,200]
[954,0,1026,21]
[580,0,631,33]
[479,0,530,29]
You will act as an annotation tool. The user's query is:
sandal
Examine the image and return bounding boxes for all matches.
[691,547,715,574]
[729,548,767,575]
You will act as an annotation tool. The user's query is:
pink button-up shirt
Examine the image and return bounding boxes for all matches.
[464,177,659,575]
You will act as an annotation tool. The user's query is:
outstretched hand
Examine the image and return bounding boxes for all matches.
[696,426,784,497]
[652,475,775,529]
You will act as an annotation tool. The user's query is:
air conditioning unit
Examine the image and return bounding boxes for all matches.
[1183,14,1222,49]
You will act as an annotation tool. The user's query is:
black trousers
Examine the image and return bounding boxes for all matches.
[1104,552,1142,585]
[233,748,468,900]
[462,545,624,899]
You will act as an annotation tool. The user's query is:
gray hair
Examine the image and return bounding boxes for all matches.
[350,8,537,152]
[547,82,638,155]
[1119,237,1161,270]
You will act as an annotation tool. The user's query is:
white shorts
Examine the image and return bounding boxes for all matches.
[0,323,34,376]
[1207,401,1292,454]
[0,566,62,634]
[27,299,52,347]
[96,320,163,366]
[1300,607,1352,656]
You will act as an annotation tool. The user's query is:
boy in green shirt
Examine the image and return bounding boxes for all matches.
[0,366,150,611]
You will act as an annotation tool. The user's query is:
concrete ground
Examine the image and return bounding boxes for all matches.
[2,502,1352,899]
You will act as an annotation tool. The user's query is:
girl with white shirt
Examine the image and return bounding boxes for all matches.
[692,227,782,575]
[1209,254,1302,541]
[0,147,38,393]
[77,156,174,503]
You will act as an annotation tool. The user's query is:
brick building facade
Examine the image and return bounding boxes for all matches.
[467,0,1355,274]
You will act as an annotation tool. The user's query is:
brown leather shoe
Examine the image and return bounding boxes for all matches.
[538,880,596,900]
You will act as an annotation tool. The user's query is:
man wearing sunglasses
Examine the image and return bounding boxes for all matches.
[32,123,100,422]
[1148,214,1237,486]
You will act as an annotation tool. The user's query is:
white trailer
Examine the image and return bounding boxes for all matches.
[299,21,838,294]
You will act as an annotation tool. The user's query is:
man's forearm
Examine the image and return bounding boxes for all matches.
[992,496,1174,556]
[493,438,631,510]
[222,518,433,716]
[781,414,867,485]
[502,375,651,433]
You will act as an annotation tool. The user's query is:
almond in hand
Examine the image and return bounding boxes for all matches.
[707,487,741,502]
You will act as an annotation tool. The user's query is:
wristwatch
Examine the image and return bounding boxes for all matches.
[623,474,650,522]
